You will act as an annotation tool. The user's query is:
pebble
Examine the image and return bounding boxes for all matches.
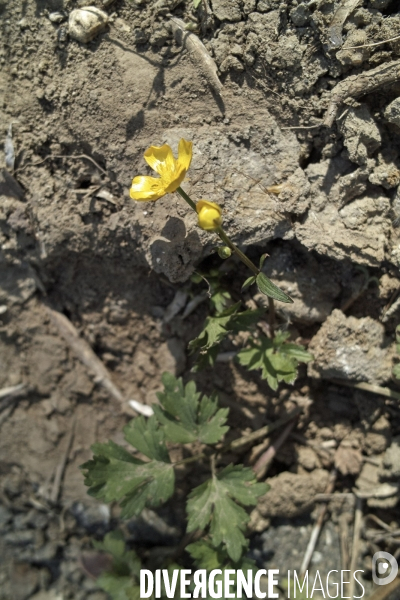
[48,12,67,23]
[68,7,108,44]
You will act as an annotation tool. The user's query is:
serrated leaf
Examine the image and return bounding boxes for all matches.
[187,540,257,573]
[93,531,141,579]
[237,335,312,391]
[242,275,257,291]
[97,572,141,600]
[123,415,170,462]
[153,373,229,445]
[186,465,268,562]
[210,288,232,314]
[189,303,262,355]
[256,272,293,303]
[81,429,174,518]
[189,303,241,354]
[191,345,220,372]
[93,530,126,560]
[230,308,265,332]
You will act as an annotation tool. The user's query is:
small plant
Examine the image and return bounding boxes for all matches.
[82,373,268,597]
[81,139,313,598]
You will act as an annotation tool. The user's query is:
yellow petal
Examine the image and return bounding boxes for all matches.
[130,176,166,201]
[196,200,222,231]
[144,144,175,177]
[176,139,193,173]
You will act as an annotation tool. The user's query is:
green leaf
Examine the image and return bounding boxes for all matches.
[193,0,202,7]
[237,335,312,391]
[242,275,257,291]
[259,254,268,270]
[153,373,229,445]
[81,418,175,518]
[256,272,293,304]
[393,363,400,380]
[187,540,257,572]
[189,303,241,353]
[97,572,141,600]
[210,288,232,314]
[186,465,268,562]
[124,416,170,462]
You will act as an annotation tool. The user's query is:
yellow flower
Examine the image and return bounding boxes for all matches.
[196,200,222,231]
[130,139,193,201]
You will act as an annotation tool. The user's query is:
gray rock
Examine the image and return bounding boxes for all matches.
[384,98,400,128]
[338,104,381,166]
[308,309,394,384]
[68,7,108,43]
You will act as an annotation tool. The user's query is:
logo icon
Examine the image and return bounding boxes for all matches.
[372,552,398,585]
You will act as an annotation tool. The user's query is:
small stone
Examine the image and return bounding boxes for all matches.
[68,7,108,44]
[48,12,67,23]
[384,98,400,128]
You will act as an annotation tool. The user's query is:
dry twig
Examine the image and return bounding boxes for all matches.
[168,16,223,97]
[323,59,400,127]
[330,378,400,402]
[300,469,337,576]
[253,418,297,479]
[44,305,148,413]
[50,416,76,504]
[349,496,363,600]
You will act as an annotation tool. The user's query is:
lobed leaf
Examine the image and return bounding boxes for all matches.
[237,334,313,391]
[81,418,175,519]
[153,373,229,445]
[186,465,268,562]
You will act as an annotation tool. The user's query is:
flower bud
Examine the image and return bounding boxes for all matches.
[218,246,232,259]
[196,200,222,231]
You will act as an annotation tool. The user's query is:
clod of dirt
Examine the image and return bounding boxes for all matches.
[211,0,242,22]
[259,244,341,324]
[356,459,399,508]
[380,435,400,479]
[384,98,400,128]
[257,469,329,518]
[336,30,369,67]
[68,7,108,43]
[338,104,381,166]
[334,443,362,476]
[308,309,393,384]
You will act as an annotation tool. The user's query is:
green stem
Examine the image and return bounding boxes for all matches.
[216,227,259,276]
[175,186,277,333]
[176,186,197,211]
